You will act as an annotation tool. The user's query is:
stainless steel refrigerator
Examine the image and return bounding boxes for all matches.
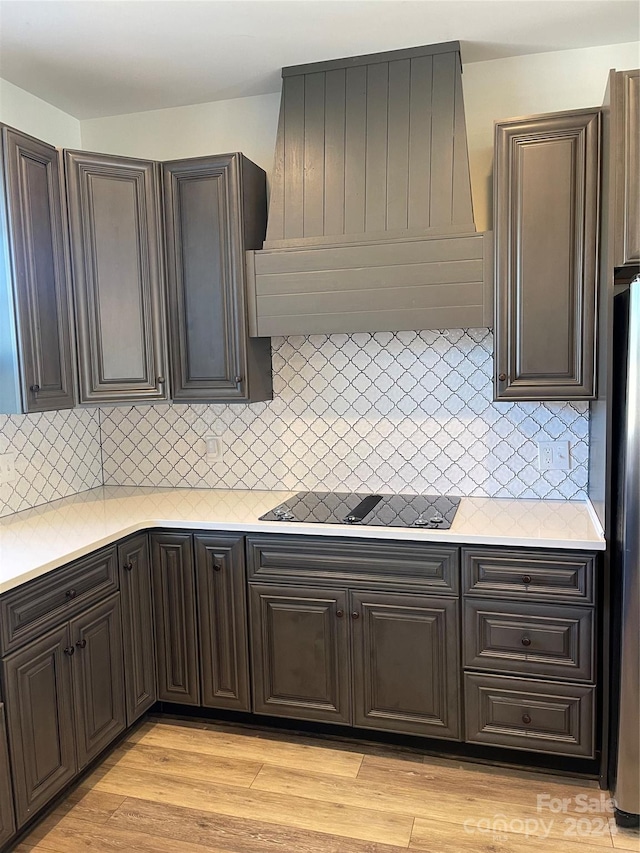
[611,275,640,828]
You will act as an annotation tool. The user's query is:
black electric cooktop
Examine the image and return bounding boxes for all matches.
[259,492,461,529]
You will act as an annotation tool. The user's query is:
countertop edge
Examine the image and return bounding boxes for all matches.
[0,507,606,595]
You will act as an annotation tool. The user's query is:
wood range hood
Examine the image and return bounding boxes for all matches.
[246,41,493,337]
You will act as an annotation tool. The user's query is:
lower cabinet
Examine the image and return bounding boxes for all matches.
[150,532,250,711]
[250,584,350,724]
[119,535,157,724]
[351,591,460,739]
[2,595,125,827]
[0,704,16,846]
[249,581,460,739]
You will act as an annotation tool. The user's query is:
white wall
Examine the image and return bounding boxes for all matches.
[81,92,281,174]
[463,41,640,230]
[0,78,81,147]
[81,41,638,232]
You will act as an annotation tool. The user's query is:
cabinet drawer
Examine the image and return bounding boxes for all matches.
[462,549,594,603]
[464,600,594,681]
[464,673,595,757]
[247,536,459,594]
[0,547,118,654]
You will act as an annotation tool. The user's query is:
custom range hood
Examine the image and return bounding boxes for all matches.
[246,41,493,337]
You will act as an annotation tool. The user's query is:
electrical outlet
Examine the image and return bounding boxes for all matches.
[0,452,17,485]
[537,440,571,471]
[204,436,224,463]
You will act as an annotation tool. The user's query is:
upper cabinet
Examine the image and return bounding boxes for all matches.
[163,154,271,403]
[612,69,639,268]
[65,151,170,405]
[494,109,600,401]
[0,125,75,414]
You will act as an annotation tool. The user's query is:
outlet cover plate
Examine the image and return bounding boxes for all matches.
[538,440,571,471]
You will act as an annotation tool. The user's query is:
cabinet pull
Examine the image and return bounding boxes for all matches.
[65,589,77,600]
[29,384,40,393]
[63,646,75,656]
[521,575,532,585]
[351,611,360,620]
[521,637,532,647]
[76,639,87,649]
[336,609,344,618]
[123,562,134,571]
[498,373,507,382]
[522,714,532,725]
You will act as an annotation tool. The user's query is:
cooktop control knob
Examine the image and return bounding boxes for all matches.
[413,516,429,527]
[429,515,444,525]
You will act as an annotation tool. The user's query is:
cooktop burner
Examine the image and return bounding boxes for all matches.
[259,492,461,529]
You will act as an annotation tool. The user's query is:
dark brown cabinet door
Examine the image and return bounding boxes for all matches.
[613,69,639,267]
[2,625,76,828]
[162,154,271,403]
[65,150,169,404]
[195,534,250,711]
[70,594,126,770]
[118,535,157,725]
[151,533,200,705]
[0,125,75,414]
[0,704,16,847]
[494,109,600,400]
[351,591,460,739]
[249,584,350,724]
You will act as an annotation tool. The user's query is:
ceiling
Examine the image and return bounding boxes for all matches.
[0,0,638,119]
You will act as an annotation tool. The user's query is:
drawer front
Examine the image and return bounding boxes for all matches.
[0,547,118,654]
[462,549,595,603]
[464,673,595,757]
[247,536,459,594]
[464,600,594,681]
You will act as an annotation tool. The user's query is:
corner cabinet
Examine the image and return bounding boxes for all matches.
[64,150,169,405]
[163,154,272,403]
[150,531,251,711]
[612,69,639,268]
[0,125,75,414]
[494,109,600,401]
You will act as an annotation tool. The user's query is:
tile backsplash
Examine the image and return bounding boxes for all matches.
[0,409,102,517]
[100,330,589,500]
[0,331,591,518]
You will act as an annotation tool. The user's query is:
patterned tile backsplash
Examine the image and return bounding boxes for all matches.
[0,331,591,518]
[100,330,590,500]
[0,409,102,517]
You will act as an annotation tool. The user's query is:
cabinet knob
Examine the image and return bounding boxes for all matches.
[521,637,532,647]
[498,373,507,382]
[351,611,360,620]
[336,609,344,618]
[65,589,77,600]
[234,376,243,384]
[29,384,40,393]
[212,561,221,571]
[522,714,532,725]
[63,646,75,656]
[157,376,166,386]
[123,562,134,572]
[76,639,87,649]
[522,575,532,585]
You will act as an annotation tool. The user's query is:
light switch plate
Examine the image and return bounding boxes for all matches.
[0,452,17,485]
[204,436,224,463]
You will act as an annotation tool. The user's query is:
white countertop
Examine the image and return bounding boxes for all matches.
[0,486,605,594]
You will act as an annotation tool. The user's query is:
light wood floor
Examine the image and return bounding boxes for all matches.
[15,717,640,853]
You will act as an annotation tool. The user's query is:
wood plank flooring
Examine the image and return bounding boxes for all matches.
[14,717,640,853]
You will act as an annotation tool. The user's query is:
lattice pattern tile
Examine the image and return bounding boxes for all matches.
[100,330,590,500]
[0,409,103,517]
